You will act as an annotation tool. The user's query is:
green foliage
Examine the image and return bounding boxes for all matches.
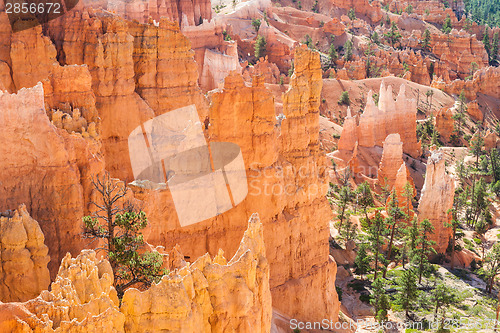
[430,283,460,328]
[254,35,267,59]
[483,27,491,61]
[384,22,402,47]
[371,31,380,44]
[303,34,314,49]
[421,29,431,51]
[328,43,338,66]
[288,61,294,77]
[413,218,436,284]
[343,39,353,61]
[252,18,261,33]
[355,243,371,274]
[442,14,452,34]
[338,91,350,105]
[367,212,388,279]
[479,242,500,293]
[394,269,419,318]
[82,174,167,298]
[492,32,499,65]
[312,0,319,13]
[348,8,356,20]
[222,30,232,41]
[464,0,500,28]
[297,1,302,9]
[405,4,413,14]
[371,278,390,323]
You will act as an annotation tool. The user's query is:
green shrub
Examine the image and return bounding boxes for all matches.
[338,91,350,105]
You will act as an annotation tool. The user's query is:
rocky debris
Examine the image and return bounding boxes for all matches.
[417,150,455,253]
[0,205,50,302]
[0,214,272,332]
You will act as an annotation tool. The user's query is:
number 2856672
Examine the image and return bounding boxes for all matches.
[5,2,62,14]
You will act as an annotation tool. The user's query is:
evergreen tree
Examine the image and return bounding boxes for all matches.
[430,283,460,328]
[371,31,380,45]
[328,43,338,67]
[442,14,452,34]
[384,22,402,47]
[483,27,491,61]
[354,243,371,274]
[394,268,419,319]
[348,8,356,21]
[446,188,466,269]
[367,212,387,279]
[384,190,404,277]
[336,184,352,233]
[453,90,467,135]
[82,174,167,298]
[254,35,267,59]
[356,181,374,223]
[481,242,500,293]
[371,278,390,323]
[414,218,436,284]
[492,32,499,65]
[344,39,353,61]
[252,18,261,33]
[421,28,431,51]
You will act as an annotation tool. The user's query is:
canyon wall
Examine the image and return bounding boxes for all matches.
[0,83,104,276]
[131,45,340,322]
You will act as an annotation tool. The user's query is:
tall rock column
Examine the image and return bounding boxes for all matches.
[417,150,455,253]
[378,133,404,190]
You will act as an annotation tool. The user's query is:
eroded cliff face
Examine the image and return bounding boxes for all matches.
[131,45,340,322]
[0,214,272,333]
[0,205,50,302]
[0,84,104,277]
[337,82,421,158]
[417,151,455,253]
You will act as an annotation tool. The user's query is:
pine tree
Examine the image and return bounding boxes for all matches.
[481,242,500,293]
[414,218,436,284]
[384,22,402,48]
[356,181,374,223]
[336,184,352,233]
[254,35,267,59]
[252,18,261,33]
[384,190,404,277]
[371,31,380,45]
[394,268,418,319]
[421,28,431,51]
[446,188,466,269]
[82,174,167,298]
[328,43,338,67]
[344,39,353,61]
[354,243,371,274]
[442,14,452,34]
[492,32,499,65]
[348,8,356,21]
[367,212,387,279]
[430,283,459,328]
[483,27,491,62]
[371,278,390,323]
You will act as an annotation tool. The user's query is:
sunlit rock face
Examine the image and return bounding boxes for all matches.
[338,82,422,158]
[417,150,455,254]
[0,214,272,333]
[0,205,50,302]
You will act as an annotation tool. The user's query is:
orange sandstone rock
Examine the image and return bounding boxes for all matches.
[377,133,404,190]
[417,150,454,254]
[0,214,272,332]
[435,107,455,141]
[0,205,50,302]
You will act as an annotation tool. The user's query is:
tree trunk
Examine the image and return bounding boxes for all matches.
[451,228,456,270]
[384,222,397,278]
